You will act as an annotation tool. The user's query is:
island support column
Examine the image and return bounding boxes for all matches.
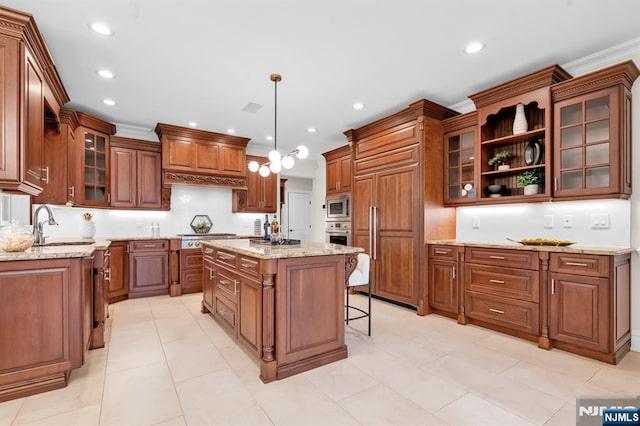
[260,259,278,382]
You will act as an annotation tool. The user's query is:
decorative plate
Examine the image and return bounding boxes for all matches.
[508,237,575,246]
[524,138,543,166]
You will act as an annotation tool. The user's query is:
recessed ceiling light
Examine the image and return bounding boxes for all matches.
[353,102,365,110]
[266,136,273,141]
[188,121,197,127]
[102,99,116,106]
[464,42,484,54]
[90,22,113,36]
[227,129,235,134]
[307,127,316,133]
[97,69,114,79]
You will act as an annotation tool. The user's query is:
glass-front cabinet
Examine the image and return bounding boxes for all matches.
[83,130,109,204]
[443,112,478,206]
[553,87,629,198]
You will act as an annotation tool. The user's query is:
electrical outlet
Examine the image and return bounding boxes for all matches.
[472,216,480,229]
[591,213,610,229]
[543,215,554,228]
[136,218,144,228]
[562,215,573,228]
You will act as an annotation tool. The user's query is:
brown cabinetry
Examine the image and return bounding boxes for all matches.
[180,249,204,294]
[71,113,116,207]
[345,100,457,310]
[548,252,630,363]
[232,155,277,213]
[107,241,128,303]
[128,240,169,298]
[551,61,638,199]
[91,247,110,349]
[155,123,249,189]
[427,245,460,317]
[323,145,352,195]
[202,246,215,310]
[443,112,478,205]
[0,9,69,196]
[110,136,163,209]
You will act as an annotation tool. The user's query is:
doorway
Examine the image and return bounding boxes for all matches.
[287,191,312,241]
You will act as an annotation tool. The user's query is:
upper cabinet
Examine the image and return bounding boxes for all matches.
[551,61,639,200]
[154,123,249,189]
[469,65,572,204]
[232,155,277,213]
[443,112,478,205]
[110,136,165,210]
[322,145,352,195]
[72,113,116,207]
[0,7,69,195]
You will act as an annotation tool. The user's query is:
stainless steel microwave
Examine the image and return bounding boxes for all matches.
[326,195,350,219]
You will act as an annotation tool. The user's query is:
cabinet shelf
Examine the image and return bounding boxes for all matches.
[481,164,545,177]
[481,128,545,147]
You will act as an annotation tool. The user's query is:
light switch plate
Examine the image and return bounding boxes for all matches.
[472,216,480,229]
[543,215,554,228]
[591,213,610,229]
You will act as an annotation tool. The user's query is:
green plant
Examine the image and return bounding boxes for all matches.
[517,169,543,187]
[488,150,514,166]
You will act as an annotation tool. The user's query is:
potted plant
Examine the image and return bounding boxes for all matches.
[517,169,543,195]
[488,150,514,170]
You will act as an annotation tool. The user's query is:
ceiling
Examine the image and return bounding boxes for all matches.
[6,0,640,160]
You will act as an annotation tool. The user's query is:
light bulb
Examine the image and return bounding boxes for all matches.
[269,159,282,173]
[248,161,260,172]
[259,165,270,177]
[296,145,309,159]
[268,150,281,162]
[281,155,295,169]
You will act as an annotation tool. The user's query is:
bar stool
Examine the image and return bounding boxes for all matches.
[345,253,371,336]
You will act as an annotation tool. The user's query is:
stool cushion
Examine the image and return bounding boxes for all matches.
[348,253,370,287]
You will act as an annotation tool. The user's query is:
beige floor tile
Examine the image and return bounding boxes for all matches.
[196,315,237,349]
[613,350,640,373]
[251,374,357,425]
[422,354,498,391]
[0,398,23,425]
[17,403,101,426]
[216,343,264,389]
[175,369,272,425]
[155,315,205,343]
[150,302,192,320]
[339,383,446,424]
[302,358,379,401]
[110,299,153,328]
[108,318,157,345]
[100,362,182,426]
[106,330,165,374]
[587,365,640,394]
[435,393,535,425]
[152,415,187,426]
[449,341,520,374]
[163,335,229,382]
[342,347,406,382]
[545,403,576,426]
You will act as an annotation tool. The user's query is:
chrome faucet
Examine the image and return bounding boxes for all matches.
[32,205,58,245]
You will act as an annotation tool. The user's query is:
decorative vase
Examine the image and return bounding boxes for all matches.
[513,103,528,135]
[523,184,540,195]
[81,213,96,238]
[497,164,510,171]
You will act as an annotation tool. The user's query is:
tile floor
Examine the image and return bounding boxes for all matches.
[1,292,639,425]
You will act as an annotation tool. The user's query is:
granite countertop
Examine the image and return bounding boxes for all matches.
[202,239,364,260]
[427,239,633,256]
[0,244,97,261]
[104,234,261,241]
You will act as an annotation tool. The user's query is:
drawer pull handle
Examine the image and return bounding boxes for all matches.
[143,244,157,248]
[565,262,588,267]
[489,308,505,314]
[435,250,448,255]
[233,279,238,294]
[218,253,235,260]
[489,279,505,284]
[452,266,456,280]
[219,309,226,315]
[489,255,505,260]
[240,262,253,269]
[551,278,556,295]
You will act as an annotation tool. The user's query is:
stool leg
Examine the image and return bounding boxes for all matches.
[367,280,372,336]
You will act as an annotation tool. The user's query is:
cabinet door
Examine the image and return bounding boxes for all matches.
[549,273,609,353]
[180,250,203,293]
[326,158,340,195]
[107,241,128,303]
[428,260,458,313]
[238,276,262,357]
[219,144,246,175]
[137,150,162,209]
[34,120,70,204]
[24,48,45,189]
[110,147,136,208]
[233,155,276,213]
[260,172,277,212]
[202,257,215,310]
[338,156,352,193]
[129,252,169,297]
[81,128,110,206]
[554,87,624,198]
[444,127,477,204]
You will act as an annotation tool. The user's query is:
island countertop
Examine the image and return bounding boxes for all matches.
[427,239,633,256]
[201,239,363,259]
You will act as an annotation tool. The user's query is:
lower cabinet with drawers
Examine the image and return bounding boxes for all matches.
[128,239,170,298]
[427,243,631,364]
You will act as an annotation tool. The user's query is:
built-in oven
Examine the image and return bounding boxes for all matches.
[326,195,350,219]
[326,221,351,246]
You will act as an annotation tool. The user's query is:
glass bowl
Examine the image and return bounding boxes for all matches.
[0,224,34,252]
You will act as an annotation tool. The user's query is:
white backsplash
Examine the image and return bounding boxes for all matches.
[456,199,630,247]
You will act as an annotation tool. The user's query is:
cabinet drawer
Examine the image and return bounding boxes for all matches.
[216,268,238,302]
[466,247,539,269]
[181,250,203,269]
[465,264,539,302]
[215,295,237,333]
[428,245,458,261]
[465,291,539,335]
[550,253,609,277]
[239,256,260,278]
[129,239,169,252]
[202,246,215,261]
[215,249,237,269]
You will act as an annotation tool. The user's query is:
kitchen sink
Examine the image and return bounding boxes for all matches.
[41,239,94,246]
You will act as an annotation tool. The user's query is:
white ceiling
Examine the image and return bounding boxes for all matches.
[6,0,640,159]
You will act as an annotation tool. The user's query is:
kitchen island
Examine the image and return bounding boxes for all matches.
[200,239,363,382]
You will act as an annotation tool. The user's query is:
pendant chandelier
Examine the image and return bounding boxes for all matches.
[248,73,309,177]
